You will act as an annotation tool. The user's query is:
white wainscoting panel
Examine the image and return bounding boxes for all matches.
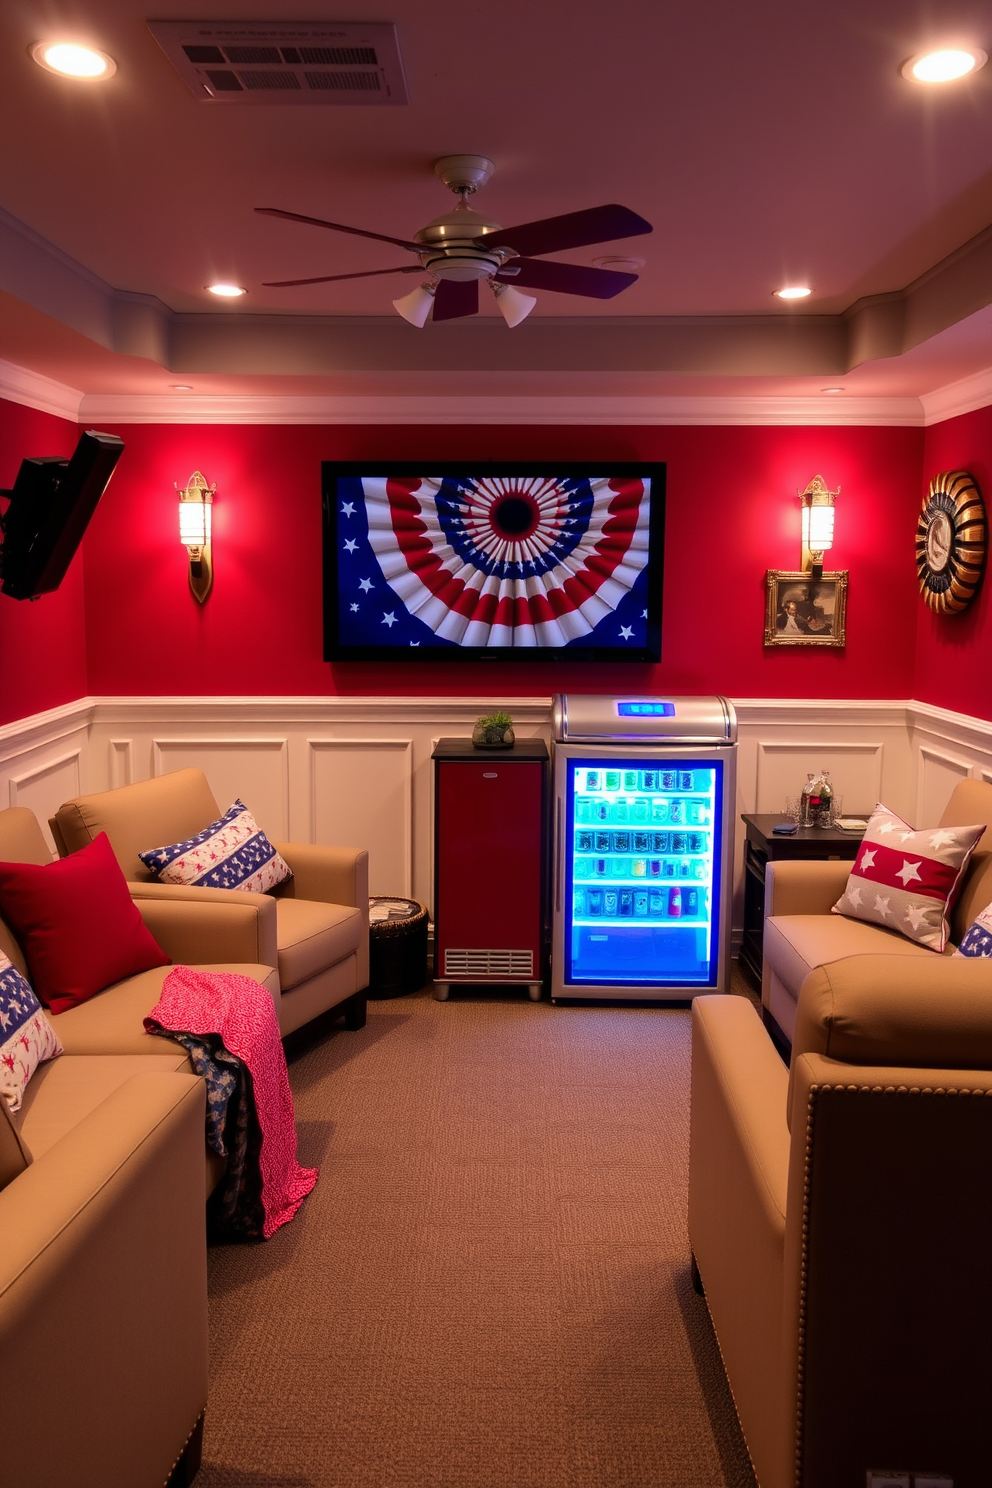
[151,737,290,839]
[110,739,133,788]
[309,738,412,897]
[915,745,975,825]
[754,740,884,816]
[9,747,82,853]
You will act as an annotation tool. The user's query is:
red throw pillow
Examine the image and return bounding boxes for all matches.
[0,832,170,1015]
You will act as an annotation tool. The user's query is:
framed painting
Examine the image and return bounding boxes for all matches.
[764,571,848,647]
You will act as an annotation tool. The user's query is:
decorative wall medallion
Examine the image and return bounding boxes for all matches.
[915,469,986,614]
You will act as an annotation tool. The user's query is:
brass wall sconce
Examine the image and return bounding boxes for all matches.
[177,471,214,603]
[799,475,838,578]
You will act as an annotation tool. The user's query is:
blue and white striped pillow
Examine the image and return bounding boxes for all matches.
[1,950,62,1112]
[954,901,992,958]
[138,799,292,894]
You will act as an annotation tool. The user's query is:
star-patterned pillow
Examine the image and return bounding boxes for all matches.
[831,803,986,952]
[1,949,62,1112]
[138,800,292,894]
[954,901,992,958]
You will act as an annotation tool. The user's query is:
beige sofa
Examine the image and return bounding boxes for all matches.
[52,767,370,1038]
[761,777,992,1043]
[690,955,992,1488]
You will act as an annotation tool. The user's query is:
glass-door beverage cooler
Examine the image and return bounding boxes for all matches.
[552,695,737,1001]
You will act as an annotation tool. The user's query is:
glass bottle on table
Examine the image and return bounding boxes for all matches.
[799,771,820,826]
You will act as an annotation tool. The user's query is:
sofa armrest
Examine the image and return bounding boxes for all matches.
[272,842,369,909]
[689,995,792,1488]
[764,857,852,918]
[128,881,279,968]
[0,1073,209,1487]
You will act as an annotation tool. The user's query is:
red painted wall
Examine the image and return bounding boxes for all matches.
[914,404,992,722]
[81,420,923,701]
[0,399,87,725]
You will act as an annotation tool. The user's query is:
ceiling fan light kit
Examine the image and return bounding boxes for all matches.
[256,153,652,327]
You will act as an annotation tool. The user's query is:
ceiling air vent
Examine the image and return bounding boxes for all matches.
[147,20,408,104]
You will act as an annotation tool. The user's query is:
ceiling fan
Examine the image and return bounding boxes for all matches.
[256,154,652,327]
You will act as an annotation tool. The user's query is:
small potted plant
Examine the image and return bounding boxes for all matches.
[472,710,515,749]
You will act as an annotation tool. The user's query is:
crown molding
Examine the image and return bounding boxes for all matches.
[0,357,83,422]
[919,364,992,426]
[76,390,925,426]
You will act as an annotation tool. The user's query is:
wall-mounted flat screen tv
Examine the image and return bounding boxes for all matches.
[322,463,665,661]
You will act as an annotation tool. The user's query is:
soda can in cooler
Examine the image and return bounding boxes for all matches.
[684,889,699,916]
[693,858,708,880]
[612,856,630,877]
[653,831,669,852]
[619,889,634,917]
[632,858,647,876]
[574,857,590,878]
[679,858,691,878]
[669,886,682,917]
[594,858,608,876]
[613,831,630,852]
[679,770,694,791]
[663,859,677,877]
[586,770,600,790]
[672,832,686,852]
[574,887,587,917]
[633,832,650,853]
[633,798,650,822]
[661,769,677,790]
[623,770,639,791]
[577,830,594,852]
[651,798,669,822]
[649,887,666,916]
[576,798,593,823]
[649,858,661,877]
[604,890,619,917]
[688,832,704,854]
[669,800,684,824]
[613,800,630,823]
[641,769,659,790]
[688,799,707,824]
[595,831,612,852]
[605,770,621,791]
[588,889,603,916]
[633,889,649,917]
[595,802,611,821]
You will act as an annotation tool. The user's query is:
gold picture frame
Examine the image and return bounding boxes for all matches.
[764,570,848,647]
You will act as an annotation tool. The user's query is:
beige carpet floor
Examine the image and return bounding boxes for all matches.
[199,979,759,1488]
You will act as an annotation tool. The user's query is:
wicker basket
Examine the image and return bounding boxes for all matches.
[368,897,429,998]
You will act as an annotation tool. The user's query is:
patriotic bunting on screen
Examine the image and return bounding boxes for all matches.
[334,474,652,649]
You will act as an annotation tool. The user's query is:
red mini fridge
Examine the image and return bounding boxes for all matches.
[432,738,548,1000]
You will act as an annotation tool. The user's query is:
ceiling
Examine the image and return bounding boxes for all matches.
[1,0,991,417]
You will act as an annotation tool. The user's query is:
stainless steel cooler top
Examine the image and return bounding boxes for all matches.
[552,694,737,745]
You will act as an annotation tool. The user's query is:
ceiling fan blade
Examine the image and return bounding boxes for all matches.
[255,206,423,255]
[495,258,637,299]
[479,204,652,259]
[263,265,424,287]
[431,278,478,321]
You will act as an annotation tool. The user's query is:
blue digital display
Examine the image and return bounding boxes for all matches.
[617,701,675,717]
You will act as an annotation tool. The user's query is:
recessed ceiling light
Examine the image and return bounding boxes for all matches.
[206,283,247,298]
[821,387,845,394]
[171,384,194,391]
[31,40,117,78]
[775,285,812,300]
[901,47,987,82]
[591,255,646,272]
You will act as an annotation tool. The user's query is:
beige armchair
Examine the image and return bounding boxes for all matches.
[690,955,992,1488]
[762,778,992,1043]
[51,768,369,1038]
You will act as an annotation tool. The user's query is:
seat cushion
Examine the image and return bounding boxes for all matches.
[764,913,943,1002]
[50,963,280,1056]
[13,1053,189,1160]
[275,898,364,990]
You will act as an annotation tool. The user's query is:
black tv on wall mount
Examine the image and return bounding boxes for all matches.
[0,430,124,600]
[322,462,665,661]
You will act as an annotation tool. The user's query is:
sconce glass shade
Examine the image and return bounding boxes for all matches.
[492,283,538,328]
[392,283,436,328]
[799,474,838,572]
[177,471,215,603]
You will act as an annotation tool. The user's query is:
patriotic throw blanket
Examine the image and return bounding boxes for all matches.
[145,967,317,1239]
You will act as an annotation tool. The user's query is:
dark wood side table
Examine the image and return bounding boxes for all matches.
[738,813,864,990]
